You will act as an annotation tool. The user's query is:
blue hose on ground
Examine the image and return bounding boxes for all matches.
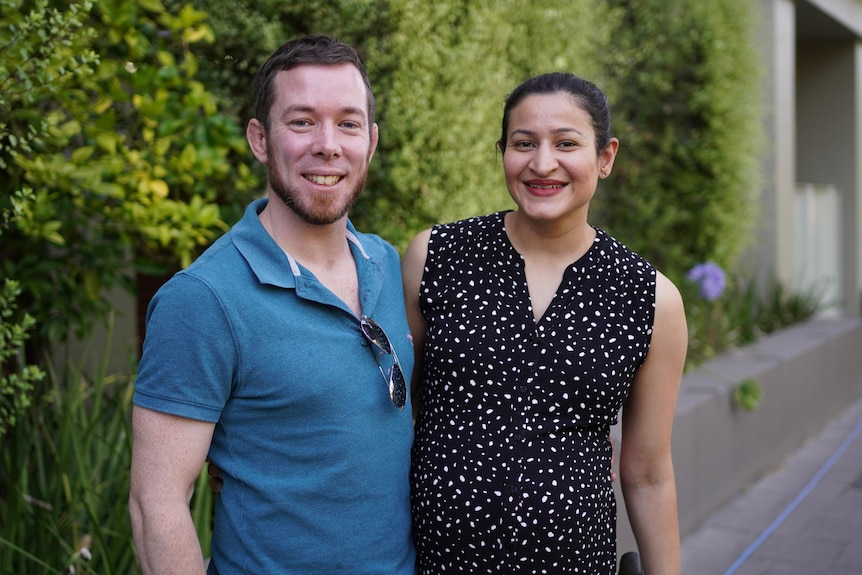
[722,414,862,575]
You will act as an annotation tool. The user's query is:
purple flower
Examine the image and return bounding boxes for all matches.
[686,262,726,301]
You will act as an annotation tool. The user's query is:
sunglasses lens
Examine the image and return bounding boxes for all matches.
[390,363,407,409]
[360,317,392,354]
[360,316,406,410]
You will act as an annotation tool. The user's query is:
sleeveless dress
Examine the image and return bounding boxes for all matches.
[411,212,656,574]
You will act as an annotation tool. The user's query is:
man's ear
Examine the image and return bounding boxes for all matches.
[367,122,379,163]
[247,118,268,163]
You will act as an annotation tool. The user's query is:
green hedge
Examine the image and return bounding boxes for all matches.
[167,0,763,272]
[356,0,610,247]
[1,0,258,345]
[594,0,763,282]
[2,0,764,344]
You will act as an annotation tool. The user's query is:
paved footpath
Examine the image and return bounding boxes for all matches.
[680,392,862,574]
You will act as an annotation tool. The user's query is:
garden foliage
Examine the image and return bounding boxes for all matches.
[0,337,138,574]
[356,0,610,247]
[0,0,258,346]
[0,0,803,570]
[595,0,763,282]
[169,0,611,249]
[0,324,215,574]
[0,190,44,439]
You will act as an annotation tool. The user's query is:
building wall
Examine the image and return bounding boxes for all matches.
[808,0,862,37]
[751,0,862,316]
[752,0,798,292]
[798,40,860,313]
[856,42,862,313]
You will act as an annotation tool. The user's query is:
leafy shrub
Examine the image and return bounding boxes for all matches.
[733,378,763,411]
[1,0,258,347]
[0,321,214,573]
[0,278,44,439]
[358,0,609,248]
[0,190,45,438]
[683,262,825,368]
[0,326,138,573]
[595,0,763,283]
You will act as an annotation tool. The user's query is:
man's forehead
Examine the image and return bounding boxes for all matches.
[277,64,365,89]
[275,65,369,112]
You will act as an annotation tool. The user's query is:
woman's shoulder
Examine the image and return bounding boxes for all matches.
[427,212,508,250]
[432,211,507,235]
[592,228,655,276]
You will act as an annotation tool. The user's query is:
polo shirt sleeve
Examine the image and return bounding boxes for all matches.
[133,273,236,423]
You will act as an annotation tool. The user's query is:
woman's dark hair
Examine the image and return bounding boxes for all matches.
[251,34,375,134]
[498,72,612,154]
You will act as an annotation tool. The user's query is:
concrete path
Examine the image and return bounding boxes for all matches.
[680,392,862,574]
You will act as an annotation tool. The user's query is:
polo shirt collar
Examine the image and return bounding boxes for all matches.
[231,198,372,290]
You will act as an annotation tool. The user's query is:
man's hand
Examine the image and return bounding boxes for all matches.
[207,460,224,493]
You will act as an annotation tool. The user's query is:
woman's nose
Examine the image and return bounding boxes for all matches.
[530,144,557,175]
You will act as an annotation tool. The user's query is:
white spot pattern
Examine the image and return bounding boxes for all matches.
[411,212,656,574]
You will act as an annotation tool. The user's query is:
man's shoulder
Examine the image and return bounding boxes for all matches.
[153,233,247,305]
[187,232,242,274]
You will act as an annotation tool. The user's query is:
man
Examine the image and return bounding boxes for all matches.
[129,35,415,574]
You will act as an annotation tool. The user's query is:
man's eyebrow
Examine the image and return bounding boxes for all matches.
[282,104,367,118]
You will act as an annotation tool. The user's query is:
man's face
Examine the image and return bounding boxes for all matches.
[252,64,378,225]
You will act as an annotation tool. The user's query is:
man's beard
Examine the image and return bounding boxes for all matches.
[267,160,365,226]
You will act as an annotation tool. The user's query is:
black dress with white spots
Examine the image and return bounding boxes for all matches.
[411,212,656,574]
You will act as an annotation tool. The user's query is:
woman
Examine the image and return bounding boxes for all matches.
[402,72,687,574]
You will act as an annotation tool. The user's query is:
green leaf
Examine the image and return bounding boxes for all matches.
[138,0,166,14]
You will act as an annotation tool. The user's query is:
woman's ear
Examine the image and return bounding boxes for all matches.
[599,137,619,177]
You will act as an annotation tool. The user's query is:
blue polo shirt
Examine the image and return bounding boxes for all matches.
[134,199,416,574]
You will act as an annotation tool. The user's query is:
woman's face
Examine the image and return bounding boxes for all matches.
[501,92,616,225]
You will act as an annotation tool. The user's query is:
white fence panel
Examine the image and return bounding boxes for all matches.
[794,182,842,315]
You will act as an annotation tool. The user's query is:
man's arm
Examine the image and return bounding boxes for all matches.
[129,405,215,574]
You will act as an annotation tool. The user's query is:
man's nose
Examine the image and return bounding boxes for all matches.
[312,123,341,158]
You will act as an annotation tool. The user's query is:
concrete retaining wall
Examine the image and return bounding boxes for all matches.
[614,316,862,555]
